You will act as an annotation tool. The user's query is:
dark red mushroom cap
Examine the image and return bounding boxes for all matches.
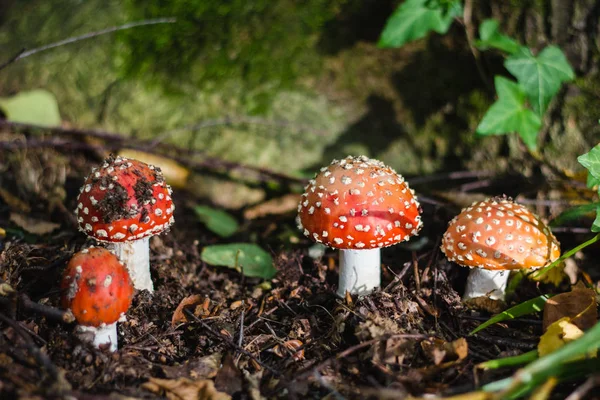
[61,247,134,327]
[441,197,561,271]
[297,155,422,249]
[75,156,174,242]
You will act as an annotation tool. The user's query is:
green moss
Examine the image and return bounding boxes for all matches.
[117,0,349,91]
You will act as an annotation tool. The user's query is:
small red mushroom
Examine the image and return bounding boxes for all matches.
[297,155,423,296]
[75,155,174,292]
[441,196,561,302]
[61,247,134,351]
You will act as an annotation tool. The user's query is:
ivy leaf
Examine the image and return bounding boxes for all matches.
[550,203,600,228]
[587,174,600,189]
[476,19,521,54]
[378,0,462,48]
[505,46,575,116]
[201,243,276,279]
[476,76,541,150]
[593,207,600,233]
[578,145,600,232]
[578,144,600,183]
[193,205,239,238]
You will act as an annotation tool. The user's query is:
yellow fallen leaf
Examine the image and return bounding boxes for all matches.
[142,377,231,400]
[538,317,597,358]
[409,391,492,400]
[528,261,566,287]
[118,149,190,189]
[528,377,557,400]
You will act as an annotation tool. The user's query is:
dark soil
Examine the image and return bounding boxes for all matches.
[0,147,596,399]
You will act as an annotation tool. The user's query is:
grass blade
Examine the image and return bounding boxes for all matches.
[469,294,552,335]
[477,349,538,370]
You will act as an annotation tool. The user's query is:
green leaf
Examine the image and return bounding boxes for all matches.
[578,144,600,182]
[592,206,600,232]
[476,76,541,149]
[505,46,575,116]
[378,0,462,48]
[549,203,600,227]
[469,294,552,335]
[193,205,239,238]
[0,89,61,127]
[586,173,600,189]
[476,19,521,54]
[578,145,600,231]
[201,243,276,279]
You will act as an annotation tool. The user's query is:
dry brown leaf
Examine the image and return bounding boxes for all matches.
[118,149,190,189]
[464,296,506,314]
[142,377,231,400]
[214,354,243,395]
[270,340,305,361]
[243,194,301,220]
[543,285,597,331]
[9,213,59,235]
[171,295,204,326]
[160,353,222,380]
[421,337,468,366]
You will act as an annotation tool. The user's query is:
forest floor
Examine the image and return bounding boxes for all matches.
[0,141,597,400]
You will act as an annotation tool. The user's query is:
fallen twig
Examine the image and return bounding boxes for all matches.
[0,291,75,324]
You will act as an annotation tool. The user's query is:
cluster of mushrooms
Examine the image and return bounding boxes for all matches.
[63,156,174,351]
[63,154,560,351]
[297,155,561,302]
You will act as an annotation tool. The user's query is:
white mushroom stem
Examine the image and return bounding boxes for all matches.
[79,323,118,352]
[337,249,381,297]
[463,268,510,301]
[109,237,153,293]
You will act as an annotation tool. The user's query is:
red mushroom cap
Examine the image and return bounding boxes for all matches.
[441,197,560,271]
[75,155,174,243]
[297,155,422,250]
[61,247,134,327]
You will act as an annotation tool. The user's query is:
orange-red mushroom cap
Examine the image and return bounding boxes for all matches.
[75,156,174,243]
[297,156,423,250]
[441,197,560,271]
[61,247,134,327]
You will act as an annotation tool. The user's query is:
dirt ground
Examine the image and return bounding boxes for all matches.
[0,145,597,399]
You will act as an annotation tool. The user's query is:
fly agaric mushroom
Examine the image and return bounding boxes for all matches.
[297,155,423,296]
[75,155,174,292]
[61,247,134,351]
[441,196,560,302]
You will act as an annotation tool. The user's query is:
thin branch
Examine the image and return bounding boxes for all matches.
[0,292,75,324]
[0,19,176,72]
[0,49,25,71]
[0,122,305,185]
